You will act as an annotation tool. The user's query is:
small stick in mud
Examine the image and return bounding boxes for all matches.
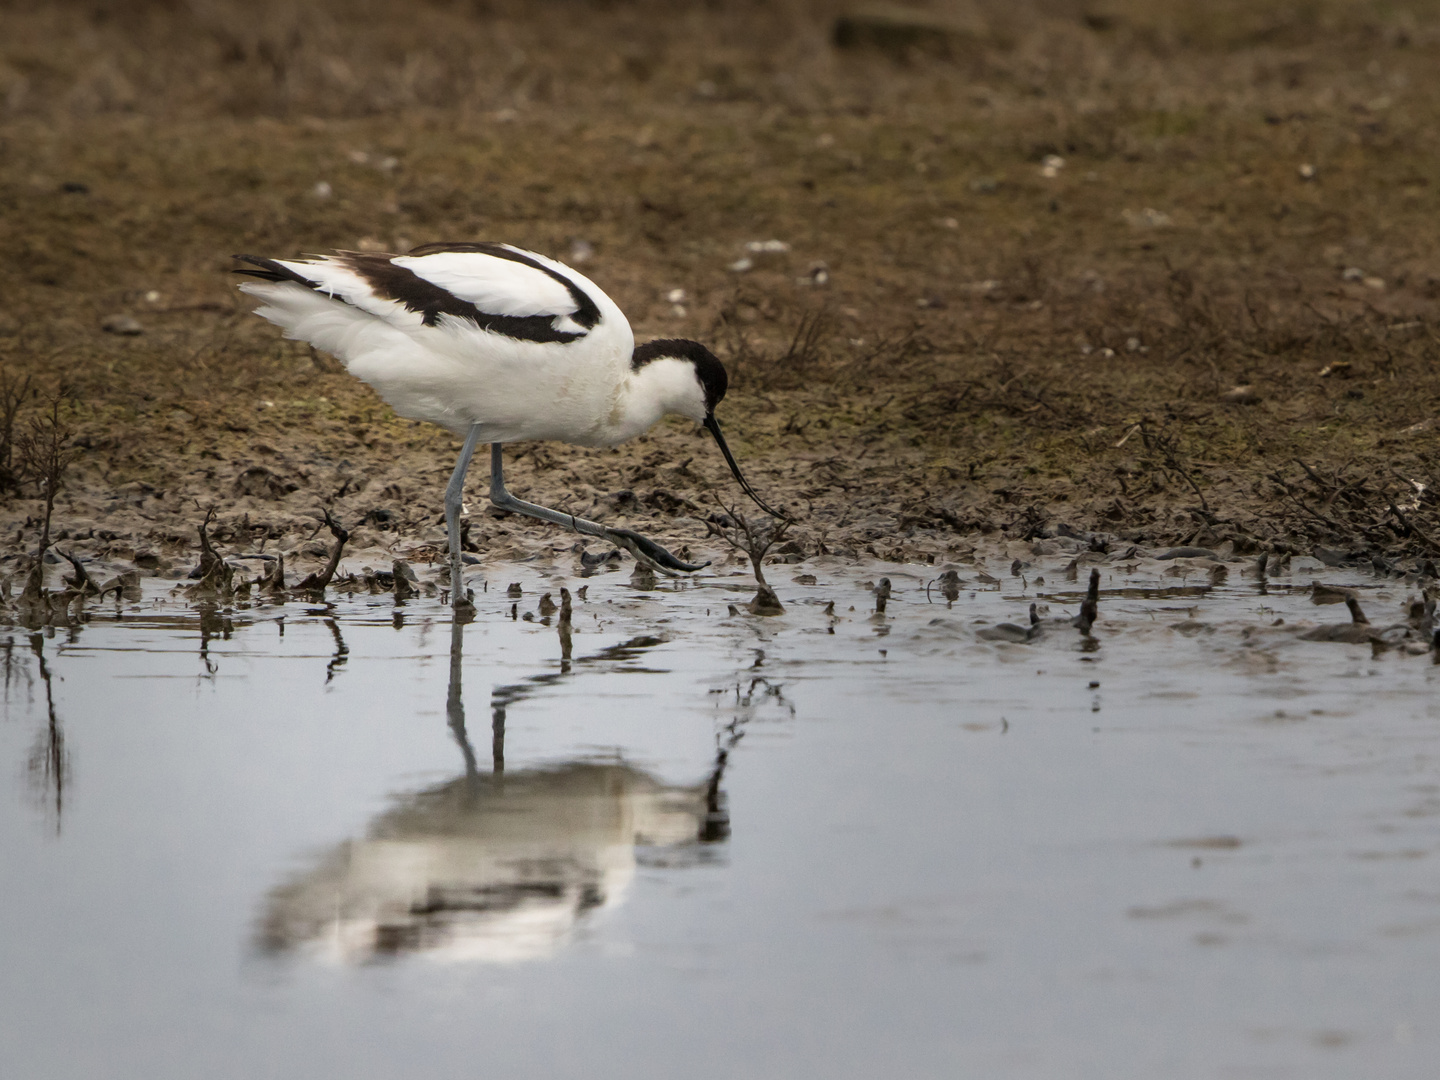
[196,507,223,578]
[979,603,1041,643]
[194,507,236,596]
[293,509,350,593]
[18,391,78,605]
[1073,568,1100,635]
[259,552,285,595]
[936,569,961,603]
[703,497,791,615]
[557,587,573,668]
[1300,595,1381,643]
[874,577,891,615]
[392,559,418,601]
[58,550,97,597]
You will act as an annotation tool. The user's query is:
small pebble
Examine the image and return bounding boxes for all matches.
[1122,207,1171,228]
[800,262,829,287]
[101,314,143,336]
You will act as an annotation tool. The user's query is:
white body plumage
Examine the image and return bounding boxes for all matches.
[236,243,710,446]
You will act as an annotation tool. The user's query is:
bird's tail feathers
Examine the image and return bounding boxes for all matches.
[239,280,407,366]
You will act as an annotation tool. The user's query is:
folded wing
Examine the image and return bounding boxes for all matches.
[233,242,602,344]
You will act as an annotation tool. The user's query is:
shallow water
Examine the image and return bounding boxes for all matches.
[2,555,1439,1079]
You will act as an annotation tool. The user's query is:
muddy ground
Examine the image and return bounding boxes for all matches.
[3,0,1440,583]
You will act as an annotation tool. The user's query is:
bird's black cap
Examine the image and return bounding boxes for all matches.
[632,338,728,413]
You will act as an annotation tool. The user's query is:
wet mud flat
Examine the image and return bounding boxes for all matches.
[2,545,1439,1079]
[6,1,1440,569]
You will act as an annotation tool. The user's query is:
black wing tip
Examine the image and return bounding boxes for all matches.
[230,254,315,286]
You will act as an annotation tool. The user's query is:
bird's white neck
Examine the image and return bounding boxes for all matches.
[607,357,706,443]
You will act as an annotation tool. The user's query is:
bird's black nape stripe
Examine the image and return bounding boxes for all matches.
[337,251,586,344]
[632,338,728,413]
[405,241,601,331]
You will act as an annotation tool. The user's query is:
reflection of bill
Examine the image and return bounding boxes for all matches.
[258,760,725,963]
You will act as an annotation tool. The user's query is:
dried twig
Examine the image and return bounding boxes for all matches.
[17,390,77,605]
[18,390,77,563]
[58,550,96,596]
[0,367,33,495]
[1073,568,1100,635]
[703,494,792,614]
[293,509,351,592]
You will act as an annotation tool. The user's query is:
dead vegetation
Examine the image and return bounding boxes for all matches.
[1264,460,1440,565]
[703,497,793,614]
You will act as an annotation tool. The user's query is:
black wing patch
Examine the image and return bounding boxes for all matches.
[406,242,601,331]
[232,247,595,345]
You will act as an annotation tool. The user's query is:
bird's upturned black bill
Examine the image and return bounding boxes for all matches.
[704,415,786,518]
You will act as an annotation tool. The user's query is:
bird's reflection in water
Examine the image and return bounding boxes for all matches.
[259,612,731,963]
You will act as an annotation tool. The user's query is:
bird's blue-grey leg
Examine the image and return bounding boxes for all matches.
[488,443,708,575]
[445,424,485,609]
